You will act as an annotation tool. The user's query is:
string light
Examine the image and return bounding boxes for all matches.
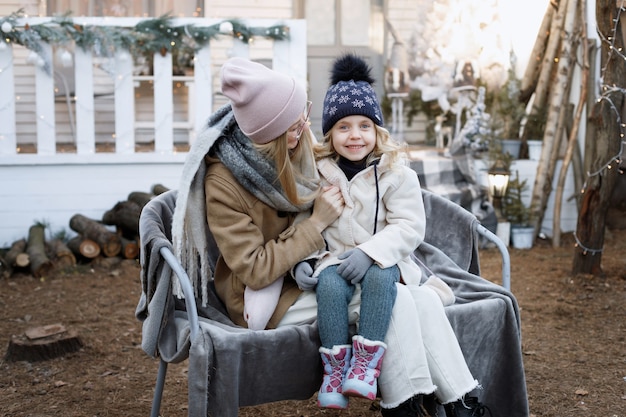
[0,9,291,76]
[574,0,626,255]
[573,232,603,255]
[1,11,292,158]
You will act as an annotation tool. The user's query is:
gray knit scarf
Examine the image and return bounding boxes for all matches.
[171,104,319,304]
[213,121,317,213]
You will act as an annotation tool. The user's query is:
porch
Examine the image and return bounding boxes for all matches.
[0,16,306,246]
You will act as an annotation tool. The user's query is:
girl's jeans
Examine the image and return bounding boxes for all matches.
[278,283,477,408]
[316,264,399,348]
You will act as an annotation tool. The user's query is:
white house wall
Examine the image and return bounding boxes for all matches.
[385,0,422,47]
[203,0,294,19]
[0,159,185,247]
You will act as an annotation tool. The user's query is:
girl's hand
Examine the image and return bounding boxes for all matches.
[309,186,344,232]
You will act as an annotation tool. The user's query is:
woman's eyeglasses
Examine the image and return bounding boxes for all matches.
[294,101,312,140]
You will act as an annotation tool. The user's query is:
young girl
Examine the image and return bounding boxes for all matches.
[302,54,449,410]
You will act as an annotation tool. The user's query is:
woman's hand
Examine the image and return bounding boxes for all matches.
[309,186,344,232]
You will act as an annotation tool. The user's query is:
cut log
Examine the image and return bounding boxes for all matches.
[0,254,11,278]
[27,225,53,278]
[120,237,139,259]
[102,200,141,239]
[47,239,77,269]
[69,215,121,257]
[12,253,29,268]
[5,239,30,268]
[128,191,153,208]
[91,255,123,269]
[151,184,169,195]
[67,236,101,259]
[4,323,83,362]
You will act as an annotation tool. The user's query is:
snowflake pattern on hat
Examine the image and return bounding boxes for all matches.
[322,80,383,135]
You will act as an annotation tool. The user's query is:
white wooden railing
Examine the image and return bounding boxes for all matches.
[0,17,306,247]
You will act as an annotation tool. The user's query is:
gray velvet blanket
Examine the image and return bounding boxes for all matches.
[136,189,529,417]
[418,190,528,416]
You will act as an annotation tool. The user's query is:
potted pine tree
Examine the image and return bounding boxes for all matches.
[502,172,535,249]
[486,53,526,159]
[521,107,547,160]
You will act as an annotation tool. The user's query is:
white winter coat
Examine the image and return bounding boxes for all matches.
[313,154,426,285]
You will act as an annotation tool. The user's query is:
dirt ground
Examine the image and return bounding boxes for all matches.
[1,230,625,417]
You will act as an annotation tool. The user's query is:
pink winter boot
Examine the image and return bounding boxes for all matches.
[317,344,351,409]
[342,335,387,400]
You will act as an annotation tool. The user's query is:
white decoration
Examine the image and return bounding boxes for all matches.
[219,21,233,34]
[60,50,73,67]
[0,41,6,51]
[26,50,39,64]
[1,21,12,34]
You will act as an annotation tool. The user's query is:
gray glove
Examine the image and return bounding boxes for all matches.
[294,261,318,290]
[337,248,374,284]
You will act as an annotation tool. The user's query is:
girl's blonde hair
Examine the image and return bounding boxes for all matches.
[315,124,407,165]
[254,128,319,205]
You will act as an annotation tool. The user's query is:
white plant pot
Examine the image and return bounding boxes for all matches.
[496,221,511,247]
[511,226,534,249]
[499,139,521,159]
[527,140,542,161]
[473,157,489,189]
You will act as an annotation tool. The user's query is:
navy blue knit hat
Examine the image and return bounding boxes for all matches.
[322,54,384,135]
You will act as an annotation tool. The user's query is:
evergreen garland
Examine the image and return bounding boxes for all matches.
[0,9,291,74]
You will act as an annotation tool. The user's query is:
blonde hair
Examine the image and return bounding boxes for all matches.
[254,128,319,205]
[315,124,407,165]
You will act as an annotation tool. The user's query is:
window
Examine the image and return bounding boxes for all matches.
[305,0,373,47]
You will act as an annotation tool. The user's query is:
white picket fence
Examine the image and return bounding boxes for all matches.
[0,17,306,247]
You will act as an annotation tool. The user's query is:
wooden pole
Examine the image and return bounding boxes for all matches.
[529,0,579,239]
[532,0,569,112]
[521,1,557,101]
[554,0,589,248]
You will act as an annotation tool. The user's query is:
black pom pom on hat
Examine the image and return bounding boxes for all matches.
[330,53,376,85]
[322,53,383,135]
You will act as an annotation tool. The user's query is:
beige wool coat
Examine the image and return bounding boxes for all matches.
[313,154,427,285]
[204,156,325,328]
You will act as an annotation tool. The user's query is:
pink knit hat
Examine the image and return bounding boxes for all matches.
[220,57,307,144]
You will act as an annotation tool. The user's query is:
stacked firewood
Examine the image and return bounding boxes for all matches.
[0,184,170,279]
